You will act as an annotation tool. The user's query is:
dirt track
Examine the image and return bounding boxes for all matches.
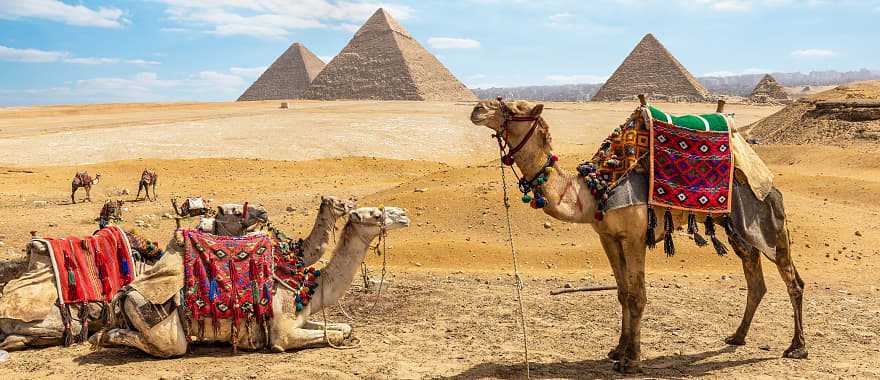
[0,101,878,379]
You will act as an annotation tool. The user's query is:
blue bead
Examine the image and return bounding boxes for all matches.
[521,194,532,203]
[295,303,303,311]
[535,197,546,208]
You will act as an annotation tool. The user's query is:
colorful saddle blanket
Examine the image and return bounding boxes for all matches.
[45,226,135,305]
[182,230,274,341]
[273,238,321,312]
[647,106,733,213]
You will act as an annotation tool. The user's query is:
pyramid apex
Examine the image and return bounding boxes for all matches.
[355,7,410,38]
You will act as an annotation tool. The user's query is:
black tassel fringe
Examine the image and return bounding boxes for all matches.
[687,213,708,247]
[663,209,675,257]
[79,303,90,343]
[60,303,73,347]
[705,216,729,256]
[645,207,657,249]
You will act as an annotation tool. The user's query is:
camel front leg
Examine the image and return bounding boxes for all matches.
[725,241,766,345]
[92,291,187,358]
[152,182,158,201]
[598,233,630,361]
[85,185,92,202]
[615,235,647,374]
[302,320,352,338]
[71,186,77,204]
[136,183,143,201]
[269,327,345,352]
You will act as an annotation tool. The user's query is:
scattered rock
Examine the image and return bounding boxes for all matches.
[48,222,57,227]
[286,206,296,212]
[414,188,428,193]
[720,275,732,281]
[162,213,175,219]
[759,344,770,351]
[855,231,862,237]
[414,262,422,267]
[563,283,572,288]
[33,200,48,208]
[543,222,552,229]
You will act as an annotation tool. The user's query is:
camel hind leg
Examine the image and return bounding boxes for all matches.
[725,241,766,346]
[71,185,77,204]
[92,291,186,358]
[768,229,807,359]
[135,182,144,201]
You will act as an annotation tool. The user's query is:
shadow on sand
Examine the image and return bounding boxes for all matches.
[437,346,776,379]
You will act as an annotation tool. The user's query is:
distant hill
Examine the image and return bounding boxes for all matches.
[472,69,880,101]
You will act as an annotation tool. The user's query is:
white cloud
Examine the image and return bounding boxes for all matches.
[427,37,481,50]
[0,45,69,62]
[318,55,335,63]
[702,68,772,77]
[712,0,752,11]
[230,66,267,78]
[791,48,836,58]
[0,44,160,65]
[0,0,126,28]
[0,66,267,105]
[546,12,623,34]
[155,1,414,39]
[545,74,607,84]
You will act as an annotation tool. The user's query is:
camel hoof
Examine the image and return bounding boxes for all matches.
[612,358,642,374]
[783,347,808,359]
[724,335,746,346]
[270,344,284,353]
[607,347,623,361]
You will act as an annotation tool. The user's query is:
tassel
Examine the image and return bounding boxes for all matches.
[79,304,89,343]
[705,216,728,256]
[688,213,708,247]
[663,209,675,257]
[645,207,657,249]
[208,279,218,302]
[59,303,73,346]
[119,257,130,277]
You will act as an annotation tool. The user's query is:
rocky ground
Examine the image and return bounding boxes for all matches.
[0,100,877,379]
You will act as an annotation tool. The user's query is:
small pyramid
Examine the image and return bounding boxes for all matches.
[750,74,790,103]
[592,34,710,102]
[302,8,476,101]
[238,43,326,101]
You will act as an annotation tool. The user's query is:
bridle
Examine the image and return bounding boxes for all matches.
[489,96,558,209]
[492,96,542,167]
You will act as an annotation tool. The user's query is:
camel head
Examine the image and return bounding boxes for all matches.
[126,228,164,264]
[470,99,544,132]
[347,207,410,238]
[321,195,357,219]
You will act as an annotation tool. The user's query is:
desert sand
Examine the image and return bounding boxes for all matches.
[0,100,878,379]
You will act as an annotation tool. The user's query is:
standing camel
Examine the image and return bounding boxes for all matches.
[135,169,158,202]
[71,171,100,204]
[90,206,410,357]
[470,99,806,373]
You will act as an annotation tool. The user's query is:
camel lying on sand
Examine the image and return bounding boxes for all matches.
[91,206,409,357]
[0,196,354,351]
[0,229,160,350]
[471,99,806,373]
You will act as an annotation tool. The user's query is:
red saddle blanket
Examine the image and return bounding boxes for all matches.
[182,230,274,332]
[46,226,135,304]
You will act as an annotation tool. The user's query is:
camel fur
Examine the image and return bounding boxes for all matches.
[470,99,806,373]
[90,206,409,357]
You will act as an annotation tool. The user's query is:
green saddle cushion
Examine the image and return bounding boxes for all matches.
[649,106,729,132]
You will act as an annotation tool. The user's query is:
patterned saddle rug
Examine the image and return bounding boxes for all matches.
[581,105,734,257]
[42,226,135,343]
[181,230,274,349]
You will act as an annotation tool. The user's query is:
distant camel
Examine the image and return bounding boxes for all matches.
[71,171,100,204]
[135,169,158,201]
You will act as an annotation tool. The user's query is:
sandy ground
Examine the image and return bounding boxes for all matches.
[0,101,878,379]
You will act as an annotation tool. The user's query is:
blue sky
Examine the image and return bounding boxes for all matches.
[1,0,877,106]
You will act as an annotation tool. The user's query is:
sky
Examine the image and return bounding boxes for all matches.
[0,0,878,106]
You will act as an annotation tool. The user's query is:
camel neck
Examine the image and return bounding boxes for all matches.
[307,223,373,313]
[300,206,336,267]
[509,126,599,223]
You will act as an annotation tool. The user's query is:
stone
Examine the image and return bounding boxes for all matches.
[286,206,296,212]
[855,231,862,237]
[592,33,710,102]
[33,200,48,208]
[543,222,552,229]
[301,8,476,101]
[238,43,325,101]
[759,344,771,351]
[414,188,428,193]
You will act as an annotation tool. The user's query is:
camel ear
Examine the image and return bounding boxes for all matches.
[530,104,544,117]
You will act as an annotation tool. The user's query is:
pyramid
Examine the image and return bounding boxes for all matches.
[592,34,710,102]
[301,8,476,101]
[750,74,791,103]
[237,43,325,101]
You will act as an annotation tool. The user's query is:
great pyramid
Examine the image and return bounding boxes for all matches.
[301,8,476,101]
[592,33,710,102]
[237,43,325,101]
[750,74,791,103]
